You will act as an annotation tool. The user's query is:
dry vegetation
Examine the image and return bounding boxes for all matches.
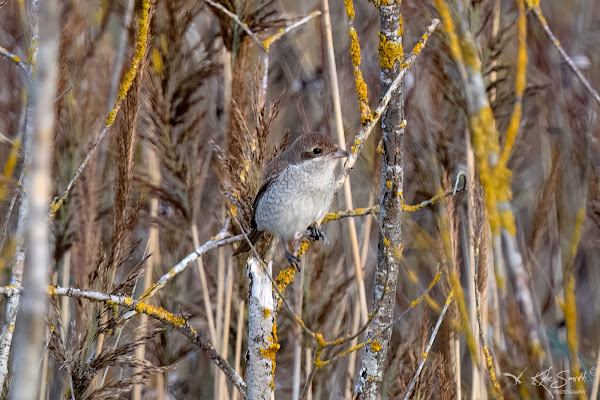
[0,0,599,399]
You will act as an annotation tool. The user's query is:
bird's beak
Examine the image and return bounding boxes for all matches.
[333,148,349,159]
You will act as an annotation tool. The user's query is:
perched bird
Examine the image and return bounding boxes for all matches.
[233,132,348,264]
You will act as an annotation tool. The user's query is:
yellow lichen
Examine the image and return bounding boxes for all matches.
[344,0,355,20]
[259,321,280,389]
[105,0,151,126]
[369,0,391,7]
[263,308,271,319]
[378,32,403,69]
[46,286,57,295]
[296,239,311,258]
[135,302,196,334]
[434,0,462,64]
[349,29,361,67]
[152,48,163,74]
[0,138,21,200]
[263,28,284,52]
[275,266,296,296]
[499,0,527,168]
[398,14,403,36]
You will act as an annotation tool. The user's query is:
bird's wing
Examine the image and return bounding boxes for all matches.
[250,155,287,229]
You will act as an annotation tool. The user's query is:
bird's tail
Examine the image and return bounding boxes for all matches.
[233,229,264,256]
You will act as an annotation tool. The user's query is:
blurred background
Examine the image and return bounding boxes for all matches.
[0,0,599,398]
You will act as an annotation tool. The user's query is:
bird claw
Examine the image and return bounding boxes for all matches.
[284,249,301,270]
[307,226,328,244]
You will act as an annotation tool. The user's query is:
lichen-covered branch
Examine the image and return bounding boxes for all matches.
[48,0,153,219]
[0,45,29,75]
[0,285,248,398]
[528,2,600,108]
[354,1,405,396]
[246,258,277,399]
[435,0,543,355]
[336,18,440,190]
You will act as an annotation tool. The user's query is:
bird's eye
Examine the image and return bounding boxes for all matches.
[313,148,322,155]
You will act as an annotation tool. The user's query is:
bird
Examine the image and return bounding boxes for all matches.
[233,132,348,265]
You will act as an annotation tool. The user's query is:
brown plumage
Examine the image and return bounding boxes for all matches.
[234,132,347,258]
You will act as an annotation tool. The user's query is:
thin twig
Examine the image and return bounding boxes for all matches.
[403,290,454,400]
[0,44,30,74]
[531,6,600,108]
[262,11,321,52]
[204,0,264,49]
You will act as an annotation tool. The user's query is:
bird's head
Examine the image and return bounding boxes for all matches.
[285,132,348,165]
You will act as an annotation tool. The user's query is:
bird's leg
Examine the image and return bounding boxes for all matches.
[306,224,328,244]
[281,236,301,269]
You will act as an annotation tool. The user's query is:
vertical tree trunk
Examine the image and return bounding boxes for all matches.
[355,2,404,398]
[246,258,276,400]
[10,0,59,398]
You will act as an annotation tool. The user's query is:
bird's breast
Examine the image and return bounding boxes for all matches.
[254,161,337,239]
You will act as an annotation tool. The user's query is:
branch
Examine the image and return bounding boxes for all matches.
[204,0,320,53]
[262,12,321,52]
[135,225,239,301]
[10,0,59,397]
[403,290,454,400]
[246,258,277,399]
[0,0,40,388]
[530,5,600,108]
[204,0,264,49]
[0,285,248,398]
[336,18,441,190]
[298,267,443,400]
[0,45,29,74]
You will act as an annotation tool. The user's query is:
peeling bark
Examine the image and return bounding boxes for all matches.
[246,258,276,400]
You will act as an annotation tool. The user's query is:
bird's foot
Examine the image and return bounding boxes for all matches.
[284,249,302,270]
[306,225,328,244]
